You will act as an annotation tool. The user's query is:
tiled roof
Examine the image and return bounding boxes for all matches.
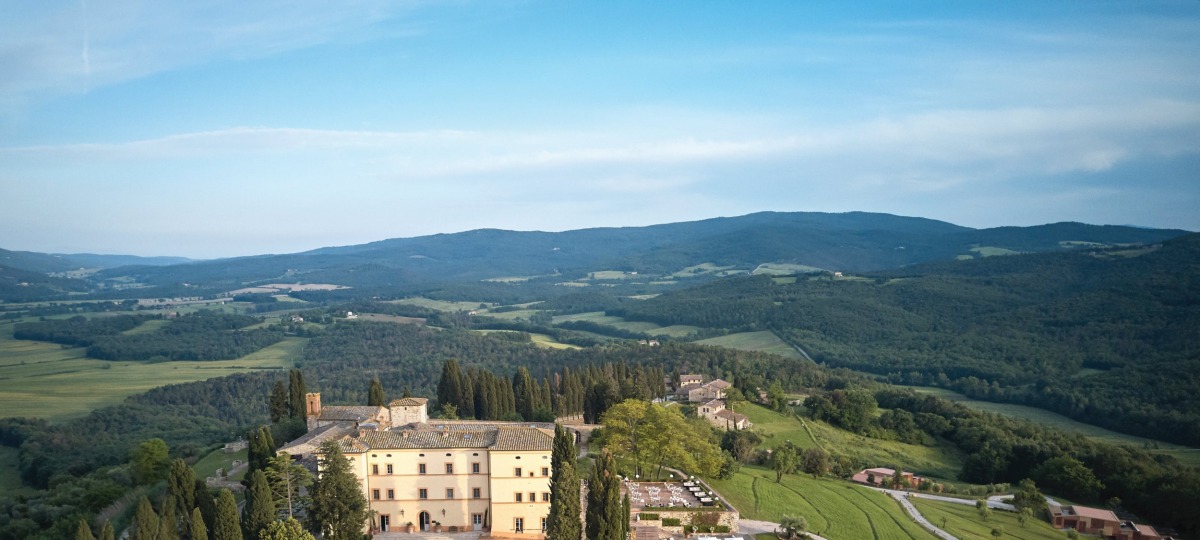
[357,429,496,450]
[280,423,354,456]
[318,406,386,422]
[414,420,555,431]
[1066,505,1119,522]
[492,427,554,451]
[701,399,724,410]
[705,379,731,389]
[389,397,428,406]
[714,409,747,423]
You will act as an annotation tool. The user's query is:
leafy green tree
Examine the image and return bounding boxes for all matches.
[247,426,276,477]
[243,470,276,540]
[132,438,170,485]
[191,508,209,540]
[212,489,243,540]
[1017,507,1031,528]
[801,447,831,479]
[768,381,788,412]
[546,425,582,540]
[368,377,385,407]
[602,399,723,479]
[260,519,314,540]
[771,442,799,483]
[1010,478,1047,516]
[168,458,196,533]
[586,449,626,540]
[265,451,313,520]
[269,380,289,423]
[309,440,368,540]
[75,518,96,540]
[990,526,1003,538]
[976,499,991,520]
[99,521,115,540]
[777,515,807,539]
[134,496,161,540]
[1033,456,1104,502]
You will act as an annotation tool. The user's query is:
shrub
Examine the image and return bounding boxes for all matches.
[662,518,681,526]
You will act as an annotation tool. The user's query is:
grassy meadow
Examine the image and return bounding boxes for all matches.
[193,447,249,482]
[388,297,489,311]
[709,465,936,540]
[471,329,581,350]
[909,498,1066,540]
[695,331,803,359]
[0,334,303,422]
[552,311,701,338]
[906,386,1200,468]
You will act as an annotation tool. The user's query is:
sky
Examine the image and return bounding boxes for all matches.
[1,1,1199,259]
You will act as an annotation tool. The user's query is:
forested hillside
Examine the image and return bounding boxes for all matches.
[611,233,1200,445]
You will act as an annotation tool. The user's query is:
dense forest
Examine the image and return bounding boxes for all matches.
[610,234,1200,446]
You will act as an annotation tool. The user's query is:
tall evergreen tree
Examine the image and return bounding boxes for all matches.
[196,479,219,534]
[242,470,276,540]
[160,495,180,540]
[265,451,313,519]
[268,380,289,424]
[133,496,161,540]
[309,440,369,540]
[260,519,314,540]
[99,522,115,540]
[546,425,582,540]
[247,426,275,477]
[513,367,535,420]
[437,359,464,413]
[168,458,196,534]
[191,508,209,540]
[368,377,385,406]
[586,450,626,540]
[212,489,243,540]
[287,369,306,420]
[75,518,96,540]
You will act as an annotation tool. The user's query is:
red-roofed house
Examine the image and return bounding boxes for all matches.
[1116,521,1164,540]
[1051,505,1120,537]
[851,467,924,489]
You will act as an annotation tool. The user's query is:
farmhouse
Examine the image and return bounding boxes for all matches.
[301,395,554,537]
[688,379,731,403]
[851,467,925,489]
[697,399,751,431]
[1050,505,1120,537]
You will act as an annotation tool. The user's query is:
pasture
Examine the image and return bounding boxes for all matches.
[708,465,936,540]
[909,498,1065,540]
[552,311,701,338]
[471,330,581,350]
[752,263,827,275]
[387,297,489,311]
[695,331,803,359]
[193,447,249,482]
[0,336,303,422]
[906,386,1200,467]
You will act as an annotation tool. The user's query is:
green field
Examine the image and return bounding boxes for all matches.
[906,386,1200,468]
[910,498,1066,540]
[552,311,701,338]
[969,246,1023,257]
[387,297,489,311]
[669,263,743,278]
[739,403,963,480]
[0,336,304,421]
[471,330,581,350]
[709,465,936,540]
[193,446,249,482]
[752,263,827,275]
[695,331,803,359]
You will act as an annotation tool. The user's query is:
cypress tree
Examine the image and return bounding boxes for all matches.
[133,496,160,540]
[437,360,463,413]
[75,518,96,540]
[190,508,209,540]
[546,425,582,540]
[310,440,369,540]
[247,426,275,477]
[160,495,180,540]
[196,479,218,534]
[368,377,385,406]
[99,522,115,540]
[242,470,276,540]
[168,458,196,533]
[287,369,306,420]
[268,380,289,423]
[586,450,625,540]
[212,489,243,540]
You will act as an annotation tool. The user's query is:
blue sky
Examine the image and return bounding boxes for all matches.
[2,1,1198,258]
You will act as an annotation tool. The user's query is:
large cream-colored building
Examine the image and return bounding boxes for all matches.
[309,394,555,537]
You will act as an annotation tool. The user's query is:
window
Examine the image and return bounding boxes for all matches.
[541,517,547,532]
[542,492,550,502]
[419,489,428,500]
[515,492,523,502]
[514,517,524,533]
[541,467,549,476]
[514,467,522,477]
[529,492,536,503]
[472,487,481,499]
[372,464,379,475]
[445,463,454,474]
[386,464,393,475]
[446,488,454,499]
[372,489,380,500]
[472,462,480,474]
[419,463,426,475]
[473,514,483,526]
[387,489,394,500]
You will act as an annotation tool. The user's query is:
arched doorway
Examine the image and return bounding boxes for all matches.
[419,511,431,532]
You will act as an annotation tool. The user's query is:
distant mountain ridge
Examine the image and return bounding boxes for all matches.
[0,248,194,273]
[0,211,1190,299]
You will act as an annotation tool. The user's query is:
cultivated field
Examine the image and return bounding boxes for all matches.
[709,465,936,540]
[0,335,303,421]
[471,330,581,350]
[752,263,827,275]
[388,297,489,311]
[910,498,1065,540]
[695,331,803,359]
[355,313,426,325]
[551,311,701,338]
[906,386,1200,468]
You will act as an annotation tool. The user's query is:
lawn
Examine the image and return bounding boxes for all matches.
[0,337,304,422]
[910,498,1067,540]
[193,446,249,482]
[905,386,1199,468]
[695,331,803,360]
[708,465,936,540]
[738,403,819,450]
[552,311,701,338]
